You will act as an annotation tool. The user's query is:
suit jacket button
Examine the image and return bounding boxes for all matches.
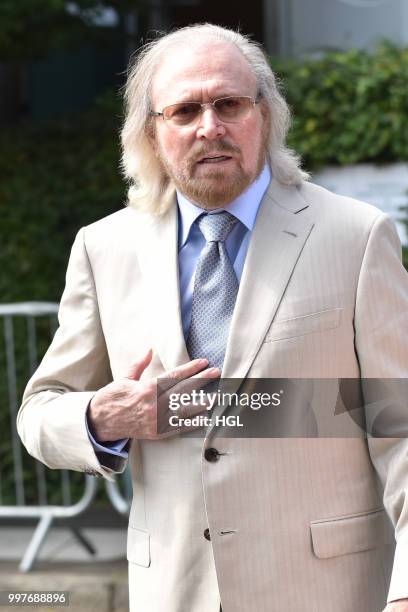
[204,528,211,541]
[204,447,220,462]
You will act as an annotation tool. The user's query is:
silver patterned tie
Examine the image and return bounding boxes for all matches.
[186,211,239,370]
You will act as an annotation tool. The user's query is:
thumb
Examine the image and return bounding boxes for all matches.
[126,348,153,381]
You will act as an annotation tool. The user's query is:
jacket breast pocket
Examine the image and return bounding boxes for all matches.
[127,526,151,567]
[310,507,393,559]
[264,307,342,343]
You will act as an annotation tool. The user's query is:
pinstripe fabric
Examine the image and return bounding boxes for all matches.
[17,179,408,612]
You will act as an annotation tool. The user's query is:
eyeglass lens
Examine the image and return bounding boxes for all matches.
[163,96,254,125]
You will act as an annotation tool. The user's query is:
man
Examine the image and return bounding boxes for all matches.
[17,23,408,612]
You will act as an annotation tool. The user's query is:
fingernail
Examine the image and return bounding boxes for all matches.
[208,367,220,374]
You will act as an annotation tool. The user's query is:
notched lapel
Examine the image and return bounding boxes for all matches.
[134,203,190,371]
[222,182,315,380]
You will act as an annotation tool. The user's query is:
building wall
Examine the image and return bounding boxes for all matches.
[266,0,408,57]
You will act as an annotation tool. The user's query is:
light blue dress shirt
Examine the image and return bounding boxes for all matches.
[87,163,272,458]
[178,163,271,338]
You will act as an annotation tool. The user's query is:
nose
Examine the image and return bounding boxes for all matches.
[196,106,226,140]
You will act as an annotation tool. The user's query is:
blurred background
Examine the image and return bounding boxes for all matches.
[1,1,408,609]
[1,0,408,306]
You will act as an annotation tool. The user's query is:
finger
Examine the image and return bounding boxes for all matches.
[157,358,211,393]
[179,399,214,419]
[193,367,221,379]
[157,391,216,435]
[166,367,220,401]
[158,367,220,428]
[126,348,153,381]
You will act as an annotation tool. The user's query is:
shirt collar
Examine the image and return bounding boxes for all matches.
[177,163,272,248]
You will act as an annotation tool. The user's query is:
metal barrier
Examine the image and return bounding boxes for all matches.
[0,302,98,572]
[0,302,132,572]
[105,470,132,516]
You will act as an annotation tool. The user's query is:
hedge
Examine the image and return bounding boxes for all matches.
[0,93,124,303]
[0,93,124,505]
[273,42,408,258]
[272,42,408,168]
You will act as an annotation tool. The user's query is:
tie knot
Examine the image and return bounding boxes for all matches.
[197,211,238,243]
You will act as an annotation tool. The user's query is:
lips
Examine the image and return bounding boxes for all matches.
[197,155,232,164]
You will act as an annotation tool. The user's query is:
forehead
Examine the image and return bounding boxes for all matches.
[151,39,257,105]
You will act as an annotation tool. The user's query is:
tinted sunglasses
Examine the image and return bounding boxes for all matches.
[150,94,261,126]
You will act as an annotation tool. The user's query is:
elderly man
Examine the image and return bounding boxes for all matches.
[17,23,408,612]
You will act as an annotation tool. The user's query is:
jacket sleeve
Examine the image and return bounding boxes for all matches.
[354,213,408,603]
[17,227,127,481]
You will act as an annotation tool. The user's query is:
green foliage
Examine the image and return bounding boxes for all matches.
[272,42,408,169]
[403,247,408,270]
[0,0,96,60]
[0,92,124,303]
[401,201,408,239]
[0,0,138,61]
[0,93,124,505]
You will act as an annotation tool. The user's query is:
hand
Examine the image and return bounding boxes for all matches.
[384,599,408,611]
[88,349,220,441]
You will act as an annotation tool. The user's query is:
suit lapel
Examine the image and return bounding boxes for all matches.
[133,180,314,382]
[222,180,315,381]
[134,202,190,371]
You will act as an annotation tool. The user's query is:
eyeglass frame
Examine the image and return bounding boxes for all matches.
[149,93,262,125]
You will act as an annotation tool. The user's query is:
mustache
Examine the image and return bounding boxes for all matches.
[189,141,241,164]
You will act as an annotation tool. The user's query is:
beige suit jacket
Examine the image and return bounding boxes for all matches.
[17,180,408,612]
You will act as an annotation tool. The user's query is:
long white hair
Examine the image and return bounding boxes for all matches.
[121,23,308,215]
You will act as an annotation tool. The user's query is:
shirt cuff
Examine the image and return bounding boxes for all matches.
[85,410,129,458]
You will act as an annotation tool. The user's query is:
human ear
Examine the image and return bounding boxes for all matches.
[145,120,159,154]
